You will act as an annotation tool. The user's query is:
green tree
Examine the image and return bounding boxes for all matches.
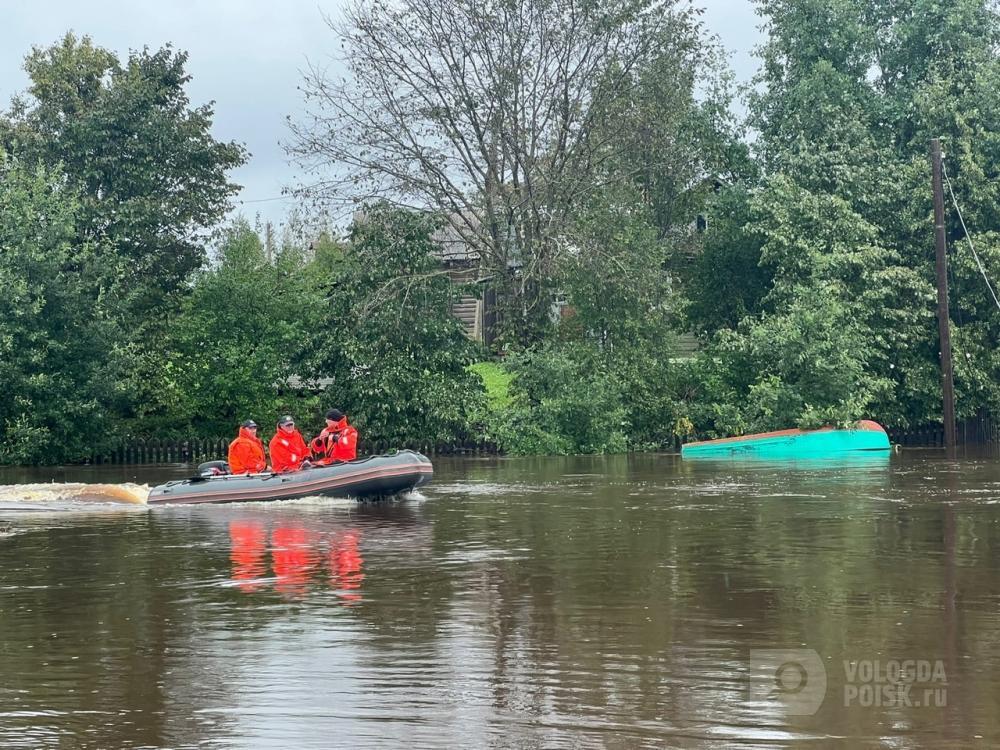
[494,342,629,454]
[0,33,251,456]
[1,32,248,313]
[0,154,118,464]
[140,219,321,438]
[301,205,484,446]
[680,0,1000,433]
[289,0,730,347]
[683,184,771,335]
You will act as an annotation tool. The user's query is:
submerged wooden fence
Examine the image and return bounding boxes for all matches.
[887,411,1000,448]
[85,437,497,465]
[87,438,229,465]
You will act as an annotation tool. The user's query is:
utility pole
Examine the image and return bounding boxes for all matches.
[931,138,957,453]
[264,221,275,264]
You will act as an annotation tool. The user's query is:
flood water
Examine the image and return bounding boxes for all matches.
[1,452,999,748]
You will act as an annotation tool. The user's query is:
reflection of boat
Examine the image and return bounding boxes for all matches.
[681,420,891,459]
[329,531,364,603]
[148,450,433,505]
[271,526,321,597]
[230,521,267,592]
[228,521,366,600]
[679,453,891,472]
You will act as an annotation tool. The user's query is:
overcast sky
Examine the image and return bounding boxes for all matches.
[0,1,764,230]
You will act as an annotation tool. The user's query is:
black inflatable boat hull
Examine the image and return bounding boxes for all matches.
[148,450,433,505]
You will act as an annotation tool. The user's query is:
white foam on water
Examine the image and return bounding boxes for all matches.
[220,495,360,509]
[0,483,150,511]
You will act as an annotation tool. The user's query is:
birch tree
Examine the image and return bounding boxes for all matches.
[288,0,720,344]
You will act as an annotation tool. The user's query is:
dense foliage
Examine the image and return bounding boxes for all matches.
[679,0,1000,435]
[140,220,323,437]
[4,2,1000,463]
[1,33,247,313]
[0,34,250,463]
[0,155,119,463]
[299,206,485,446]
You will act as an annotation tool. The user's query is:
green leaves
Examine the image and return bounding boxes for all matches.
[675,0,1000,434]
[683,184,771,335]
[483,343,629,455]
[0,33,250,460]
[299,205,485,446]
[3,33,248,315]
[142,219,323,437]
[0,155,118,463]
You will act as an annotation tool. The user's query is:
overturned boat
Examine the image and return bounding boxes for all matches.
[148,450,433,505]
[680,420,891,459]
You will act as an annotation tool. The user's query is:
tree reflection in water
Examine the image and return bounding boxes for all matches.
[228,521,364,600]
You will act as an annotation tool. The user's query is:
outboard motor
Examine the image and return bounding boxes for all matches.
[197,460,231,477]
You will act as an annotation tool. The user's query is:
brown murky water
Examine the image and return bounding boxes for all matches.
[1,452,999,748]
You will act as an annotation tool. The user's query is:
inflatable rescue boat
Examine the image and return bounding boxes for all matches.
[148,450,433,505]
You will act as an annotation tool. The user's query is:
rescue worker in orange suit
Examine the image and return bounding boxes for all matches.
[228,419,268,474]
[310,408,358,464]
[269,414,311,473]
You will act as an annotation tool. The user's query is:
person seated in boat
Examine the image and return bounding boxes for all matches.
[228,419,269,474]
[310,408,358,464]
[269,415,312,473]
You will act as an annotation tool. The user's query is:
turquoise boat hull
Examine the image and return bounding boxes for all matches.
[681,420,891,459]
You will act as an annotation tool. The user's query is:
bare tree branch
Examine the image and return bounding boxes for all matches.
[288,0,716,340]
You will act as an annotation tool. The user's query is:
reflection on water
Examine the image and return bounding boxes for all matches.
[270,525,320,597]
[330,530,364,602]
[679,451,892,471]
[3,452,1000,747]
[229,522,365,600]
[229,521,267,592]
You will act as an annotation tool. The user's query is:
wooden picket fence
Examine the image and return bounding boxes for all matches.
[360,439,497,457]
[87,438,230,465]
[887,411,1000,448]
[86,437,498,465]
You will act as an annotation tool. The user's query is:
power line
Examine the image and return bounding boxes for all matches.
[240,195,295,204]
[941,161,1000,313]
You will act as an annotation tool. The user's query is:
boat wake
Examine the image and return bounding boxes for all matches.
[221,491,422,509]
[223,495,359,509]
[0,483,150,511]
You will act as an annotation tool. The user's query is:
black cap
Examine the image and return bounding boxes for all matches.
[277,415,294,427]
[326,409,344,421]
[241,419,258,429]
